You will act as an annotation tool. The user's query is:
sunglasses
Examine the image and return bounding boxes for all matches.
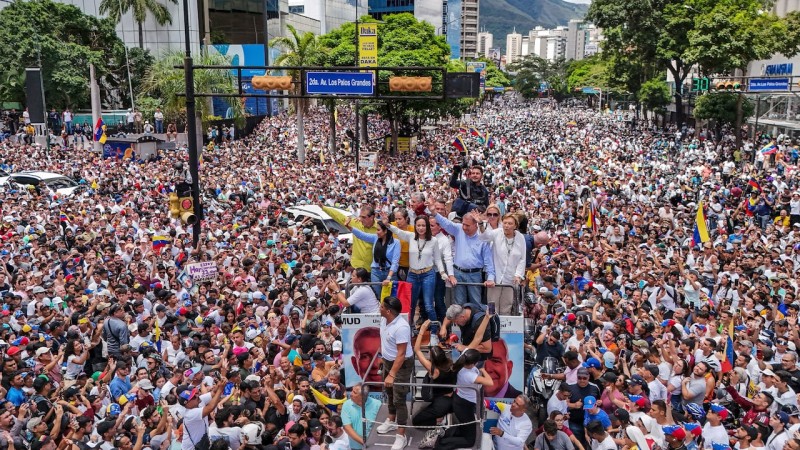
[486,213,500,217]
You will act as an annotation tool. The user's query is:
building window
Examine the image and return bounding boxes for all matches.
[288,5,304,13]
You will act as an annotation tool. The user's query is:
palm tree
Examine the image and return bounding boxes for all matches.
[139,50,245,130]
[270,25,327,163]
[99,0,177,49]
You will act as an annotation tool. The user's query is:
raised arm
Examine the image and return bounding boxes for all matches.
[349,227,379,244]
[387,224,414,242]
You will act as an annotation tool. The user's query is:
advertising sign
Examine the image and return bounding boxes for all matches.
[467,61,487,94]
[209,44,281,116]
[185,262,218,282]
[358,23,378,68]
[102,141,134,160]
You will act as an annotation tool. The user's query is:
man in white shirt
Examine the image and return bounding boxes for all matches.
[547,384,571,416]
[327,269,379,313]
[490,395,533,450]
[642,364,668,402]
[587,420,617,450]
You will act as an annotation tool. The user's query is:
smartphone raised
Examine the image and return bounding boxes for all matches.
[488,302,496,315]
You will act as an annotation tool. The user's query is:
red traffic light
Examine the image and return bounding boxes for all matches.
[180,199,193,210]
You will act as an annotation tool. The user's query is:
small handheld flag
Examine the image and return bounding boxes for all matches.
[760,141,777,155]
[451,136,467,154]
[748,178,762,192]
[151,235,169,251]
[586,200,599,234]
[691,201,710,246]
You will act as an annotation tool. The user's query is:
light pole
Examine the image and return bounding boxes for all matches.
[182,0,202,247]
[263,0,274,117]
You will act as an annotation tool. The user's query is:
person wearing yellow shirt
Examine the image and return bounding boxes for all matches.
[774,210,791,229]
[322,205,377,271]
[391,208,415,281]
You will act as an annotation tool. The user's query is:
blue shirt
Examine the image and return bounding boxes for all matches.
[433,214,496,281]
[584,409,612,428]
[109,375,132,400]
[6,387,25,407]
[341,396,381,450]
[350,228,401,274]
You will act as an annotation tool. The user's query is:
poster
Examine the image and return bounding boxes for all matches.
[102,142,134,160]
[342,314,383,389]
[208,44,281,116]
[467,61,487,95]
[359,151,377,169]
[358,23,378,68]
[185,262,218,282]
[341,313,524,402]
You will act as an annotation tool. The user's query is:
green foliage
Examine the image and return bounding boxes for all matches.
[693,93,755,126]
[0,0,128,109]
[637,78,671,112]
[508,55,568,99]
[475,58,510,88]
[139,50,245,128]
[99,0,177,49]
[566,55,608,93]
[104,47,155,109]
[134,95,162,124]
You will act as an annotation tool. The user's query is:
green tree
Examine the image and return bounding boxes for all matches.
[0,0,128,109]
[139,50,245,130]
[587,0,696,125]
[565,54,609,93]
[99,0,177,49]
[694,92,755,138]
[103,46,154,109]
[637,78,671,121]
[508,55,568,100]
[271,24,327,163]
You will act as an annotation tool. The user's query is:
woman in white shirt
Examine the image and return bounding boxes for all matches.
[477,212,527,315]
[387,215,445,334]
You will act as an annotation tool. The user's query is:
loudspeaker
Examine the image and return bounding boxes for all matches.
[25,68,46,123]
[445,72,480,99]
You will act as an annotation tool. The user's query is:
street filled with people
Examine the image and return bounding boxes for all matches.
[0,94,799,450]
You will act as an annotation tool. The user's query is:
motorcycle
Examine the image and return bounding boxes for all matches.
[527,356,563,429]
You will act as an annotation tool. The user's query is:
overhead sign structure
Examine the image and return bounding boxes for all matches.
[306,72,374,95]
[749,77,790,92]
[358,23,378,68]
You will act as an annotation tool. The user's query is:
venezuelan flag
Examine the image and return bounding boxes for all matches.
[484,399,507,413]
[153,320,162,352]
[760,141,777,155]
[721,319,734,373]
[310,387,346,412]
[151,235,169,251]
[748,178,762,192]
[451,136,467,154]
[691,201,710,246]
[59,211,68,222]
[380,281,412,314]
[486,134,496,149]
[94,118,107,144]
[469,127,481,137]
[586,201,598,234]
[457,125,469,134]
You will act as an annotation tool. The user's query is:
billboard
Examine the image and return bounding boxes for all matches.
[358,23,378,68]
[467,61,486,94]
[447,0,461,59]
[208,44,281,116]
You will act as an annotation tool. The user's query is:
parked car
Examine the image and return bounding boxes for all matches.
[285,204,353,242]
[4,171,83,196]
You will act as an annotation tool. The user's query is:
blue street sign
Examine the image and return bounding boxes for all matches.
[306,72,374,95]
[748,77,789,92]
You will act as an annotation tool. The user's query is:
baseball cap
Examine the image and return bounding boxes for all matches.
[562,313,577,322]
[627,375,646,386]
[35,347,50,357]
[709,404,730,420]
[106,403,122,416]
[775,411,790,425]
[627,394,646,408]
[179,387,199,402]
[603,352,616,368]
[583,396,597,409]
[582,357,601,370]
[662,425,686,440]
[6,346,20,356]
[682,422,702,437]
[332,341,342,352]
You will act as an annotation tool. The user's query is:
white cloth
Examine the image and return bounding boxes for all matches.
[388,225,445,272]
[479,228,527,284]
[380,314,412,360]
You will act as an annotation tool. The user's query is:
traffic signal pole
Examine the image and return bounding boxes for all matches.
[183,0,202,248]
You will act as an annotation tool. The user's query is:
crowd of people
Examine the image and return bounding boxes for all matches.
[0,92,797,450]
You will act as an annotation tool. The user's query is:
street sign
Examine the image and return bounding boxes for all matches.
[306,72,374,95]
[748,77,790,92]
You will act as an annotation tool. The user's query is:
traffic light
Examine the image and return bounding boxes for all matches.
[691,77,710,92]
[389,76,433,92]
[174,182,197,225]
[251,75,293,91]
[715,81,742,92]
[168,192,180,218]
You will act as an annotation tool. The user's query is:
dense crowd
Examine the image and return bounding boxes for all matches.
[0,93,798,450]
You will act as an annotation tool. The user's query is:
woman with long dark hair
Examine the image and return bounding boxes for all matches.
[388,215,444,334]
[346,216,400,298]
[412,320,457,448]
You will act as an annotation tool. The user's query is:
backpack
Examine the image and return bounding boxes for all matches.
[471,308,501,342]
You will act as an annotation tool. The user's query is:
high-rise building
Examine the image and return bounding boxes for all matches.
[529,26,566,62]
[477,31,493,58]
[287,0,368,34]
[565,19,603,61]
[461,0,479,58]
[521,36,529,57]
[506,29,522,64]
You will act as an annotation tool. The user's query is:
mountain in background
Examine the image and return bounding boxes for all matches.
[479,0,589,54]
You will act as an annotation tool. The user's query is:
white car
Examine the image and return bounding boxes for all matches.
[0,168,9,187]
[285,204,353,242]
[5,171,84,197]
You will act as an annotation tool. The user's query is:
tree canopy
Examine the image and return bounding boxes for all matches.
[0,0,140,109]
